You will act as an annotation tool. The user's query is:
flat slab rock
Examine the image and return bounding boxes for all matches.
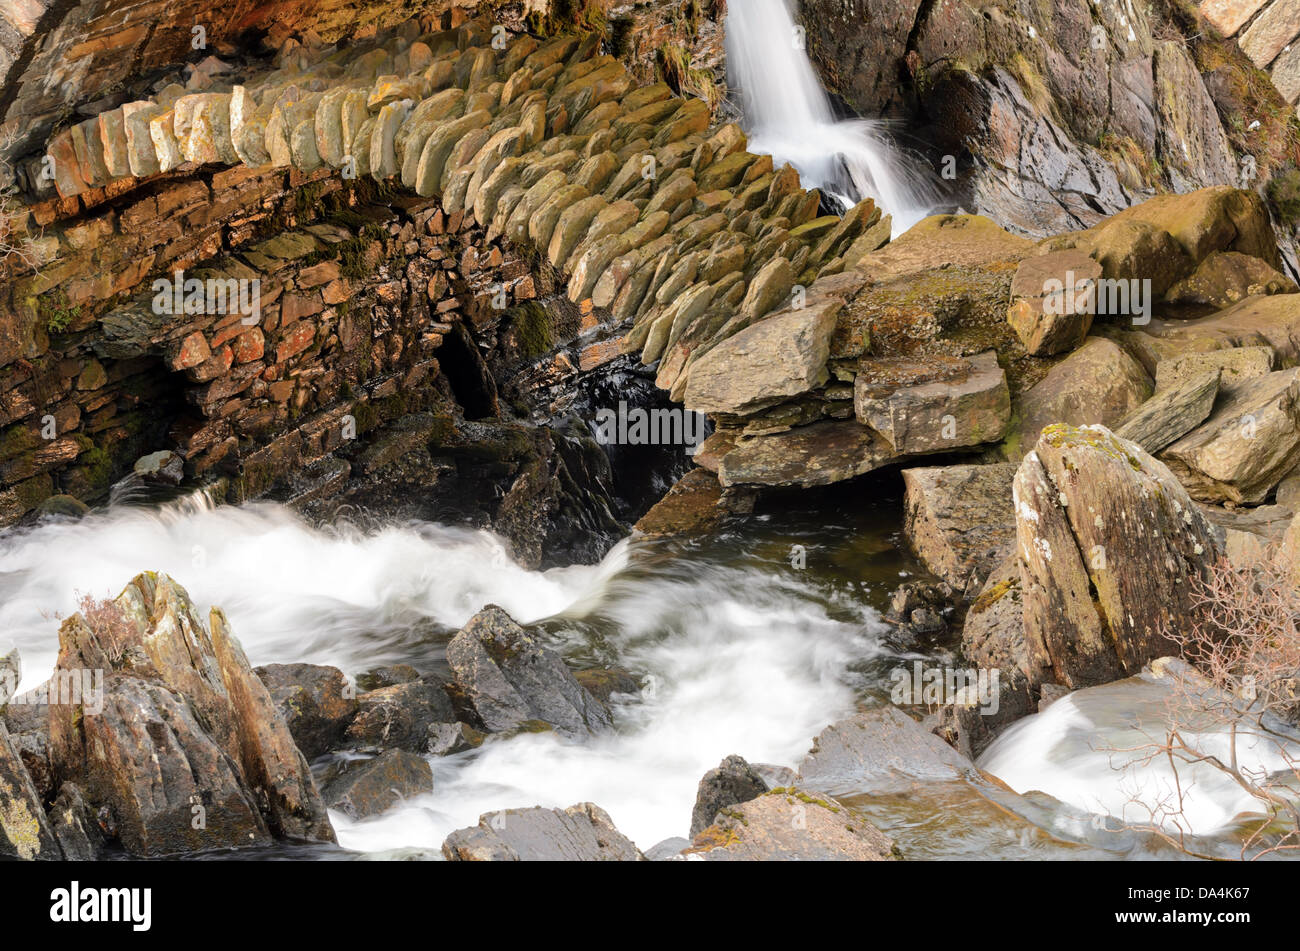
[1112,368,1220,454]
[632,467,723,537]
[682,302,840,416]
[442,803,644,861]
[796,706,975,797]
[902,462,1018,591]
[717,419,905,487]
[855,350,1010,453]
[1160,367,1300,504]
[687,788,899,861]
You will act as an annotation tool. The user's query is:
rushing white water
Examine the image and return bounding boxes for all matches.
[979,672,1300,839]
[0,494,885,852]
[725,0,937,234]
[0,495,626,694]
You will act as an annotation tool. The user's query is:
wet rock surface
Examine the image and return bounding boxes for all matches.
[41,572,335,856]
[689,754,769,839]
[321,750,432,820]
[446,605,612,739]
[256,663,360,760]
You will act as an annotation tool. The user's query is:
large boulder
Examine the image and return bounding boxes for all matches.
[1100,187,1282,273]
[902,463,1018,592]
[445,606,611,738]
[687,789,899,861]
[1002,337,1153,459]
[1014,425,1220,689]
[1160,368,1300,504]
[1006,250,1100,355]
[442,802,643,861]
[46,572,335,855]
[255,663,360,760]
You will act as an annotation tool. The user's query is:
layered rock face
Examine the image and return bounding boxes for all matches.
[35,572,335,856]
[800,0,1300,269]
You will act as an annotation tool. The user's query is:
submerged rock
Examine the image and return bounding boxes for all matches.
[446,605,611,739]
[442,802,643,861]
[797,707,974,797]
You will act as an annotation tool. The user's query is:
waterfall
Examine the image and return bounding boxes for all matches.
[725,0,937,234]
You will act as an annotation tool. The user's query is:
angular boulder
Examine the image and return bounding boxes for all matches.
[902,463,1018,592]
[1160,368,1300,504]
[682,302,839,415]
[47,572,335,855]
[689,755,769,839]
[343,678,457,753]
[687,789,899,861]
[1003,337,1153,459]
[716,420,900,488]
[1006,250,1100,355]
[1014,425,1220,689]
[445,606,611,738]
[1113,369,1221,454]
[322,750,432,820]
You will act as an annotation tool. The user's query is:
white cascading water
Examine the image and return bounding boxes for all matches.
[978,673,1300,838]
[725,0,938,234]
[0,494,883,853]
